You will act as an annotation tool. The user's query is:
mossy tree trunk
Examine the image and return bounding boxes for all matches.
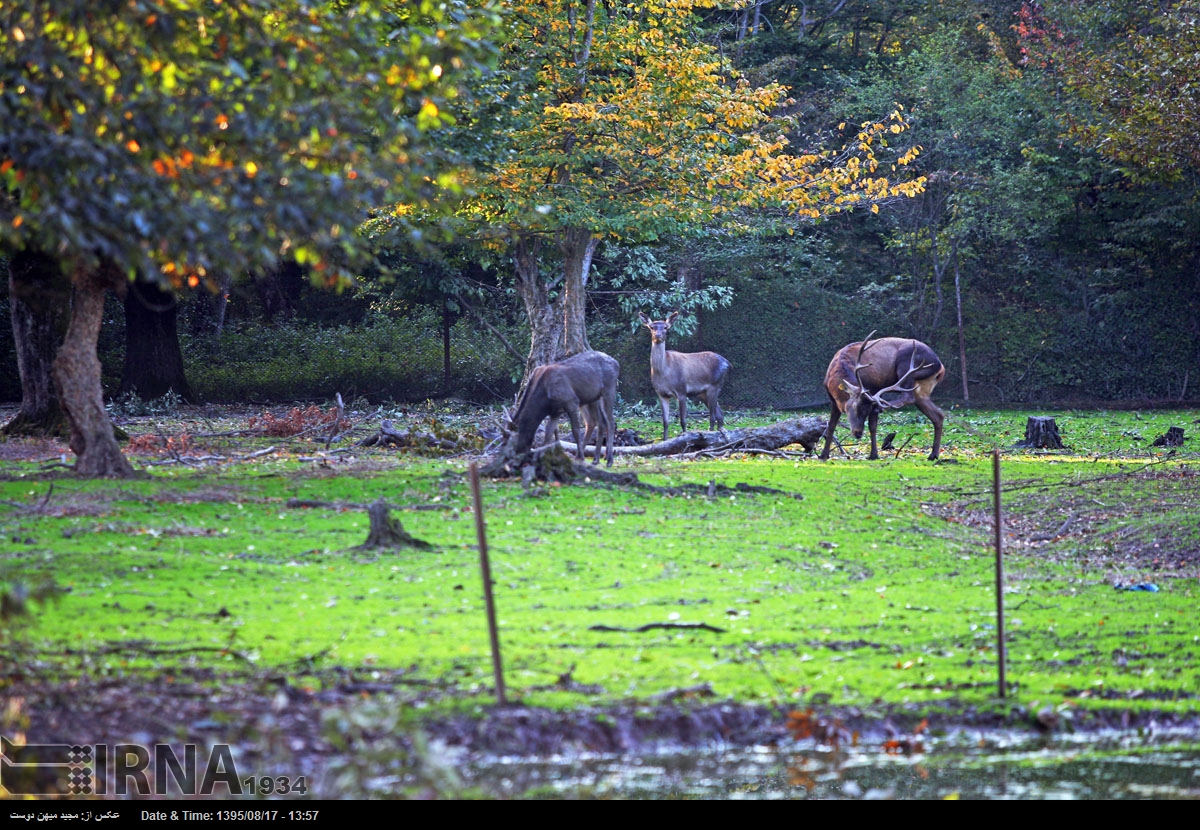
[2,248,72,437]
[52,266,139,478]
[512,230,598,395]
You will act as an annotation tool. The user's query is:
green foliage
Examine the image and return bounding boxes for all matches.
[600,245,735,338]
[0,0,500,282]
[180,310,520,403]
[1030,0,1200,181]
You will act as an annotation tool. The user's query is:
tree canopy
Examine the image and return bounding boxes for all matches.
[444,0,925,374]
[1,0,499,284]
[0,0,499,475]
[1022,0,1200,181]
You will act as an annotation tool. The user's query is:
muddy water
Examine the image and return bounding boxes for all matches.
[461,728,1200,799]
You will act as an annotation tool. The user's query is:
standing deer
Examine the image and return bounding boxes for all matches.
[639,312,731,441]
[819,333,946,460]
[508,350,619,467]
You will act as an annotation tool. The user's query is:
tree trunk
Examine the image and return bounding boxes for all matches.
[1017,416,1063,450]
[252,259,304,322]
[52,266,139,478]
[512,228,599,393]
[120,279,194,402]
[441,299,453,394]
[558,227,597,357]
[953,237,968,402]
[3,248,71,436]
[353,500,433,551]
[513,235,561,392]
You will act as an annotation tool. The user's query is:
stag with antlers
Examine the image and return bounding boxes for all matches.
[819,332,947,460]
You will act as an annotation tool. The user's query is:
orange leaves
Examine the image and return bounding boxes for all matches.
[127,433,193,455]
[248,405,349,438]
[883,719,928,756]
[785,708,858,750]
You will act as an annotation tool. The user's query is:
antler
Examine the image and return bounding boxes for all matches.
[866,340,932,408]
[850,330,879,391]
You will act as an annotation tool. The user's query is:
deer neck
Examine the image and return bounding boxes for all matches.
[649,338,672,376]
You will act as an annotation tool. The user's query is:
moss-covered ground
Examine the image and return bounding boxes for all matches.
[3,403,1196,731]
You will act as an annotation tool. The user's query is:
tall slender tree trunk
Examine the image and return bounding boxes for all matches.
[120,279,194,402]
[52,266,139,478]
[953,237,969,401]
[441,299,452,395]
[3,248,71,436]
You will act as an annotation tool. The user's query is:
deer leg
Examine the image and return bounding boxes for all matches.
[601,391,616,467]
[819,402,841,460]
[586,401,607,465]
[677,393,688,434]
[915,397,946,460]
[705,389,724,431]
[867,410,880,460]
[564,405,586,462]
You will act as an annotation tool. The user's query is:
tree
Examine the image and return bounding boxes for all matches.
[3,247,71,435]
[456,0,924,382]
[1024,1,1200,181]
[833,19,1068,398]
[119,277,193,403]
[1,0,499,475]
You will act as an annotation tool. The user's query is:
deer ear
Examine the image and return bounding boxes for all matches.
[638,312,650,325]
[666,311,680,325]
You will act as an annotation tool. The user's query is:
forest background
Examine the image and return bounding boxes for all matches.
[3,0,1197,416]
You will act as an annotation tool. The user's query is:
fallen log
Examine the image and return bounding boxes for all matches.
[558,416,827,458]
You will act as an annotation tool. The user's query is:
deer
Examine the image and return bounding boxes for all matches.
[639,311,732,441]
[819,332,946,461]
[507,350,619,467]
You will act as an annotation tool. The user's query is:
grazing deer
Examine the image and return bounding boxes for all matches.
[508,350,619,466]
[819,333,946,460]
[639,312,731,441]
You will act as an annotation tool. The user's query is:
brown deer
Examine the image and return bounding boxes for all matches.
[508,350,619,466]
[819,333,946,460]
[639,312,731,440]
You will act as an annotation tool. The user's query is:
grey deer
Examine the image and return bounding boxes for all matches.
[639,312,731,440]
[508,350,619,467]
[819,332,946,460]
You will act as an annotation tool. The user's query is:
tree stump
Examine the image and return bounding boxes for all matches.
[1018,416,1063,449]
[353,500,433,551]
[1152,426,1185,447]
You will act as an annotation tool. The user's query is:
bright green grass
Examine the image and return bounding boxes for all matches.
[1,406,1197,719]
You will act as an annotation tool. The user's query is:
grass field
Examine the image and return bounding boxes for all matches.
[3,403,1197,729]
